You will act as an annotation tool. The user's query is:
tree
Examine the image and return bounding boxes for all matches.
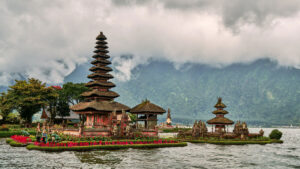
[269,129,283,140]
[61,82,88,105]
[7,78,58,126]
[0,92,13,123]
[56,96,70,119]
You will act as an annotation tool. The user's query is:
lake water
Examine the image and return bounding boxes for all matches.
[0,128,299,169]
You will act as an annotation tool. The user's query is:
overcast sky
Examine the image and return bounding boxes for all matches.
[0,0,300,85]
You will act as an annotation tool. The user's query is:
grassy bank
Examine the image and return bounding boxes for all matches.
[26,142,187,152]
[6,138,27,147]
[161,128,191,133]
[0,131,36,138]
[188,139,283,145]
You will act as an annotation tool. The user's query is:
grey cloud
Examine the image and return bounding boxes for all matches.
[0,0,299,84]
[112,0,300,29]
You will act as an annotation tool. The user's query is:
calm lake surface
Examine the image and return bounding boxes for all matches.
[0,128,299,169]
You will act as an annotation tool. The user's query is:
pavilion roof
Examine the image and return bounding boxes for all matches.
[130,100,166,114]
[207,117,234,125]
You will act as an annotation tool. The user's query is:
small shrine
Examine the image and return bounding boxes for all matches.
[130,100,166,136]
[166,108,172,126]
[207,97,234,133]
[178,97,265,140]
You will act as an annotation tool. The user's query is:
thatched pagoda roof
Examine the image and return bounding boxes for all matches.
[92,54,110,59]
[94,49,109,53]
[91,59,111,65]
[207,117,234,125]
[214,97,226,108]
[87,73,113,79]
[130,100,166,114]
[85,81,115,88]
[96,32,107,40]
[71,31,129,112]
[95,44,108,49]
[81,89,119,98]
[89,66,112,72]
[70,100,130,112]
[212,109,229,115]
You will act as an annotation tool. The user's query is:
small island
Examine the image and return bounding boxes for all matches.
[177,98,283,144]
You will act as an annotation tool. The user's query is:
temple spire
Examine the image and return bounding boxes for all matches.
[82,31,119,101]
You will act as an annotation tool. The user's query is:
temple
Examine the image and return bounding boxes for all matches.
[70,32,130,136]
[207,98,234,133]
[130,100,166,136]
[178,97,264,139]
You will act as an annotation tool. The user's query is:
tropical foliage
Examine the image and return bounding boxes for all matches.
[269,129,283,140]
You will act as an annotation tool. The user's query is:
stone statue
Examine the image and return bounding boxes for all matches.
[112,125,118,137]
[259,129,264,136]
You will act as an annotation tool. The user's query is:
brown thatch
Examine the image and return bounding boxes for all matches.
[212,109,228,115]
[96,32,107,40]
[88,73,113,79]
[41,109,48,119]
[70,100,130,112]
[81,89,119,98]
[96,40,107,45]
[95,44,108,49]
[214,97,226,108]
[89,66,112,72]
[130,100,166,114]
[207,117,234,125]
[85,81,115,88]
[94,49,109,53]
[92,54,110,59]
[91,59,111,65]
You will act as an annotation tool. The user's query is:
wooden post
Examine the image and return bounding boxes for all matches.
[136,114,138,129]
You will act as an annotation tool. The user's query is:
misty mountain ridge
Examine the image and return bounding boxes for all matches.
[64,59,300,126]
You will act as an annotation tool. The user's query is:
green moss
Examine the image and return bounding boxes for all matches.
[26,142,187,152]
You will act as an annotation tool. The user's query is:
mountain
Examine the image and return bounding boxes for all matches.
[65,59,300,126]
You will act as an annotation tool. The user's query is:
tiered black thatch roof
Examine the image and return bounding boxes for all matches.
[70,32,130,113]
[207,117,234,124]
[207,97,234,125]
[214,97,227,108]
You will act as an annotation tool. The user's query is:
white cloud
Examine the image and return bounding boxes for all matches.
[0,0,299,85]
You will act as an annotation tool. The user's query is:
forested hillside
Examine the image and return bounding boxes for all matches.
[65,59,300,126]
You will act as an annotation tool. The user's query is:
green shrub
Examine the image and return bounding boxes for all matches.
[8,140,27,147]
[269,129,283,140]
[0,125,9,131]
[6,138,13,144]
[0,130,36,138]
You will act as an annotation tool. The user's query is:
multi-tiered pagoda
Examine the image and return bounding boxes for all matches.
[70,32,130,135]
[207,98,234,133]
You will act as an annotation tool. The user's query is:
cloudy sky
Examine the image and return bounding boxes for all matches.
[0,0,300,85]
